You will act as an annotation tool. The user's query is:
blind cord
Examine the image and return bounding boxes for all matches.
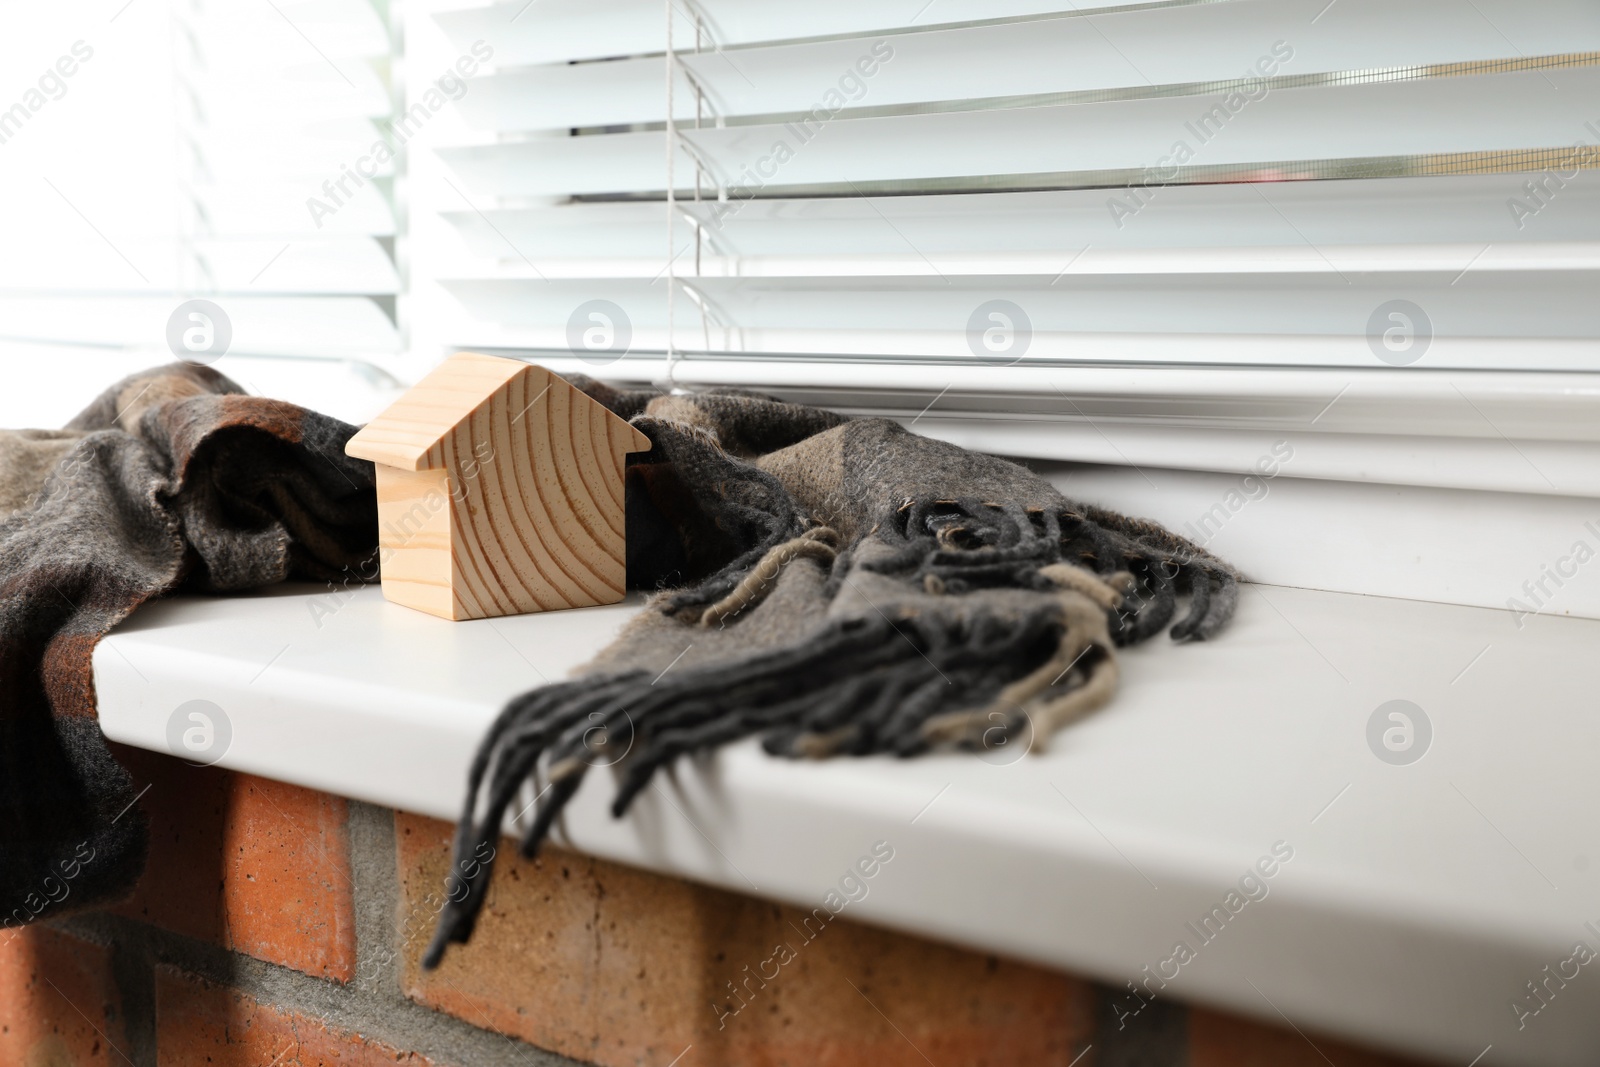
[662,0,681,394]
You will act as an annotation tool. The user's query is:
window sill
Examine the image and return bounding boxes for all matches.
[93,583,1598,1067]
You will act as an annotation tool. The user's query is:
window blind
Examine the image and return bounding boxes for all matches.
[414,0,1600,396]
[0,1,401,385]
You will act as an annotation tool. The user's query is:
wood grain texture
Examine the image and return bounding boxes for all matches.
[373,467,455,619]
[347,354,651,621]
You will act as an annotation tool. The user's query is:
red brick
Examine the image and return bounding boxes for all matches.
[155,966,430,1065]
[0,925,131,1066]
[111,744,356,981]
[395,812,1094,1067]
[1190,1006,1435,1067]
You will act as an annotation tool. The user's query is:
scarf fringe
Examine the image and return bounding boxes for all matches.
[425,592,1106,968]
[425,498,1240,969]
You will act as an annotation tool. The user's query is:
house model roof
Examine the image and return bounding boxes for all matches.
[345,352,650,471]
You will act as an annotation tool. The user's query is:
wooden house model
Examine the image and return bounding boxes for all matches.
[344,352,651,621]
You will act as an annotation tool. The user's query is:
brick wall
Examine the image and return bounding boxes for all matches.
[0,746,1439,1067]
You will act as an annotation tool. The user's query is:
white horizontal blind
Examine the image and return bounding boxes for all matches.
[414,0,1600,386]
[0,0,401,393]
[175,0,402,370]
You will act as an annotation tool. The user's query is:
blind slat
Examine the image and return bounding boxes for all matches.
[440,66,1600,198]
[0,296,399,356]
[436,268,1600,370]
[432,0,1165,67]
[440,174,1600,261]
[0,237,399,293]
[455,0,1600,133]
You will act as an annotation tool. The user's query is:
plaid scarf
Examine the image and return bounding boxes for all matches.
[0,364,1236,944]
[0,364,376,927]
[425,376,1240,966]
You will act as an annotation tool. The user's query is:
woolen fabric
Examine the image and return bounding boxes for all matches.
[425,377,1240,967]
[0,363,377,927]
[0,364,1237,949]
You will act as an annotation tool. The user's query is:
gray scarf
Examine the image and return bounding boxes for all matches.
[0,364,377,928]
[425,379,1240,967]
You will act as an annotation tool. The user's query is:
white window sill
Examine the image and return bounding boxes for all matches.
[93,582,1599,1066]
